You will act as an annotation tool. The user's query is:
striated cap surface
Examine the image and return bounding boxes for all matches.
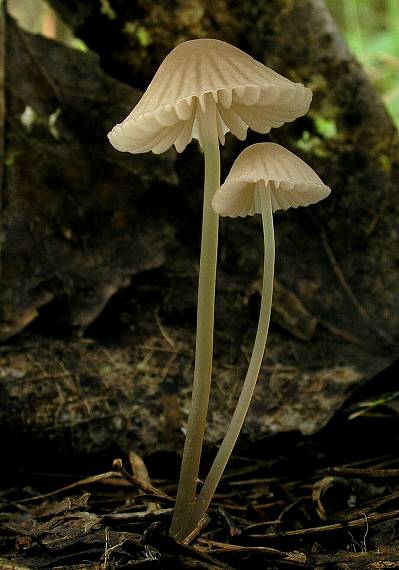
[212,143,331,216]
[108,39,312,154]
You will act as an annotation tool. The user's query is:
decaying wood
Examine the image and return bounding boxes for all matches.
[328,466,399,479]
[310,550,399,570]
[112,458,172,500]
[0,449,398,569]
[0,0,398,456]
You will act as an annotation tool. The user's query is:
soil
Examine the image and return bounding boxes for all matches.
[0,358,398,569]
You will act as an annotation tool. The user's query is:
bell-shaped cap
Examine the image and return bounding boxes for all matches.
[108,39,312,155]
[212,143,331,216]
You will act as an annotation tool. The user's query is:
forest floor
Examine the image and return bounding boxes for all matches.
[0,373,398,570]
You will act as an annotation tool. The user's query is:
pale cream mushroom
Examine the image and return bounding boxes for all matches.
[108,39,312,540]
[108,39,312,155]
[183,142,331,533]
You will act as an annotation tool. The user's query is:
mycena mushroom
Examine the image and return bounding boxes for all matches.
[108,39,312,539]
[183,142,331,533]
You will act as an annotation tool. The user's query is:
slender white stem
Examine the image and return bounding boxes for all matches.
[170,97,220,539]
[185,182,275,534]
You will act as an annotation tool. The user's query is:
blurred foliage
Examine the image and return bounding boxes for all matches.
[327,0,399,126]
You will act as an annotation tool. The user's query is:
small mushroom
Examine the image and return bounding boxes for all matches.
[108,39,312,540]
[108,39,312,155]
[185,142,331,532]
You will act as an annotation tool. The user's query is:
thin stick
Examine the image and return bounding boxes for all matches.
[112,459,171,500]
[182,515,212,545]
[18,471,122,503]
[198,538,307,566]
[326,466,399,478]
[248,509,399,539]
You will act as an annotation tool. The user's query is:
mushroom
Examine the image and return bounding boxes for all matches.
[107,39,312,539]
[184,142,331,533]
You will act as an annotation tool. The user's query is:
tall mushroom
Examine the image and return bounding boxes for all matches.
[181,142,331,533]
[107,39,312,539]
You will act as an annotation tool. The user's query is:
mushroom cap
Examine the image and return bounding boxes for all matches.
[108,39,312,155]
[212,143,331,216]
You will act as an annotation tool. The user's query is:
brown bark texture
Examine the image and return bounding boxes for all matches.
[0,0,398,456]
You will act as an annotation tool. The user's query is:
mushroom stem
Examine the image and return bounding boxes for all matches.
[170,100,220,539]
[185,182,275,534]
